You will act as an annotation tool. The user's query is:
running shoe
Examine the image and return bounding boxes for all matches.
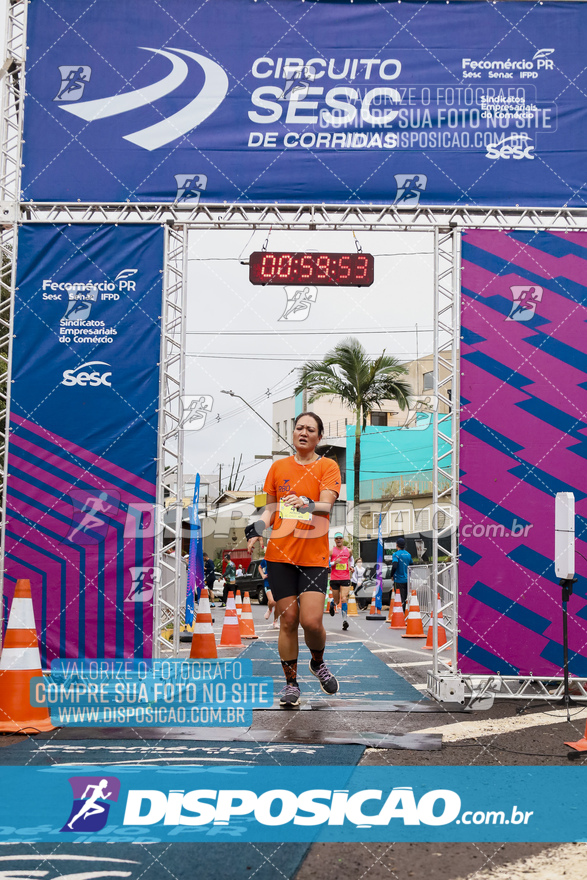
[309,660,339,695]
[342,620,349,631]
[264,607,272,620]
[278,683,301,707]
[329,600,335,616]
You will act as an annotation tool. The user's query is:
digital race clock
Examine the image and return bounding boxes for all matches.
[249,251,374,287]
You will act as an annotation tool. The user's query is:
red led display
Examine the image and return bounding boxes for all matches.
[249,251,374,287]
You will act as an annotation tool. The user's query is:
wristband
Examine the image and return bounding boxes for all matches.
[298,496,316,514]
[245,520,265,541]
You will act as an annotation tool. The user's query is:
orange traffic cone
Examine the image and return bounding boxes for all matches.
[424,594,447,650]
[565,718,587,752]
[402,590,426,638]
[189,587,217,659]
[219,592,243,647]
[240,593,258,640]
[348,590,358,616]
[324,585,333,614]
[234,591,245,636]
[389,590,407,630]
[0,579,55,733]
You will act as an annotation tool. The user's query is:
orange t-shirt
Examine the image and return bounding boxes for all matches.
[263,455,341,567]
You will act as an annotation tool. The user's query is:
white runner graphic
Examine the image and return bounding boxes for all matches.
[60,47,229,151]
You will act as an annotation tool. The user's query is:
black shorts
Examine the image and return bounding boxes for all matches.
[330,579,351,588]
[265,562,328,601]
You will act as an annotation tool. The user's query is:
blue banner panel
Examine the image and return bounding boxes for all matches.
[5,224,163,660]
[22,0,587,207]
[0,766,586,842]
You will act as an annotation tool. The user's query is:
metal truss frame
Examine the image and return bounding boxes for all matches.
[2,0,587,684]
[0,0,25,209]
[0,0,25,617]
[6,203,587,681]
[155,223,188,656]
[429,226,460,685]
[15,201,587,231]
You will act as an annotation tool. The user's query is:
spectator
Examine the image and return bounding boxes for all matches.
[391,537,413,612]
[203,552,216,607]
[223,554,236,606]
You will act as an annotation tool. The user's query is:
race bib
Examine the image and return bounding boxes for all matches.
[335,562,347,570]
[279,500,312,522]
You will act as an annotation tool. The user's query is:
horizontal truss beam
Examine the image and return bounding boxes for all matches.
[13,202,587,230]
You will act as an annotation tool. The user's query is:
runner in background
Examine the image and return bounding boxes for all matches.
[329,531,354,631]
[246,412,341,706]
[392,537,413,612]
[351,556,366,595]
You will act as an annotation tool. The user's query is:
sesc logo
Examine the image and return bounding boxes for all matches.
[62,361,113,388]
[485,134,535,160]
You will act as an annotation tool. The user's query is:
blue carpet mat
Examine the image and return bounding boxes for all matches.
[0,843,309,880]
[242,640,426,702]
[0,738,365,879]
[0,738,364,766]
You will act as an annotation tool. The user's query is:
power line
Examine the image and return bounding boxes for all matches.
[185,372,297,432]
[187,353,423,361]
[187,252,433,261]
[186,328,433,336]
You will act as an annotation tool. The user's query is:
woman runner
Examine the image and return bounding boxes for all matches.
[329,531,354,631]
[246,412,341,706]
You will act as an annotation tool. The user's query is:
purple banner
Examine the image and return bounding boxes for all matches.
[459,230,587,676]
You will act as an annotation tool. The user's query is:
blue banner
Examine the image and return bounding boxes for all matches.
[0,766,586,842]
[186,474,205,623]
[375,514,383,611]
[22,0,587,207]
[5,224,163,660]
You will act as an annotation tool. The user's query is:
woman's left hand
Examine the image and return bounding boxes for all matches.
[282,494,305,509]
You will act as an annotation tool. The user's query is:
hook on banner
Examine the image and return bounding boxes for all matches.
[261,227,272,252]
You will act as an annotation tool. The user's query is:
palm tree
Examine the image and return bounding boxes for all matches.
[296,338,410,557]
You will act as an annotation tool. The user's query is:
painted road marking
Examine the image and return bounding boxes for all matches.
[387,660,433,668]
[418,708,587,741]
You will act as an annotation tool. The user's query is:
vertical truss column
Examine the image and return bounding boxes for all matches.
[0,0,25,205]
[154,223,187,657]
[430,226,460,693]
[0,222,16,620]
[0,0,25,620]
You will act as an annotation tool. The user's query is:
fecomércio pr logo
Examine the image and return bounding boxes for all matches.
[61,776,120,833]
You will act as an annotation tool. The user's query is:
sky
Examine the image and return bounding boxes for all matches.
[183,227,434,493]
